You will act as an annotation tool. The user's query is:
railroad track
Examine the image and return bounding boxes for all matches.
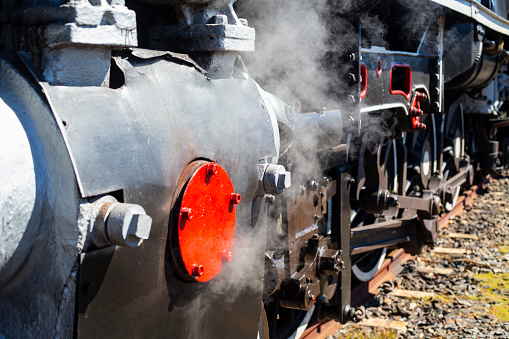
[300,178,490,339]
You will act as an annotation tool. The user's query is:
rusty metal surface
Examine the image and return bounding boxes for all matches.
[300,319,342,339]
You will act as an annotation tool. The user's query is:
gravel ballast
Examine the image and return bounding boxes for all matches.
[334,175,509,339]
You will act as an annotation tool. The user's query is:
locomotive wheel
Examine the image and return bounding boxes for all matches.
[407,114,437,197]
[442,108,464,211]
[265,297,308,339]
[352,140,398,282]
[415,114,434,189]
[382,140,400,220]
[351,209,388,282]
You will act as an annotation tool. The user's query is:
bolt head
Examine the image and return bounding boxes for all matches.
[221,250,233,263]
[192,264,204,277]
[211,14,228,25]
[83,282,96,295]
[206,163,218,176]
[263,164,291,194]
[106,203,152,248]
[181,207,194,219]
[278,171,291,190]
[376,58,383,73]
[230,193,241,205]
[128,214,152,240]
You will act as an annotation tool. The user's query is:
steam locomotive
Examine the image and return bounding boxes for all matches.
[1,0,509,338]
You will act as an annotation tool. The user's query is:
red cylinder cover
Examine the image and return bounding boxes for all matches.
[177,162,239,282]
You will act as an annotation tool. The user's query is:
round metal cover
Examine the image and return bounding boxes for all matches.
[177,162,239,282]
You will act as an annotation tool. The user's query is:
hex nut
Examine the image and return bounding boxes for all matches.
[266,194,276,203]
[106,203,152,248]
[192,264,204,277]
[221,250,233,263]
[206,163,218,176]
[211,14,228,25]
[278,172,291,190]
[181,207,194,219]
[318,248,342,276]
[230,193,241,205]
[263,164,292,194]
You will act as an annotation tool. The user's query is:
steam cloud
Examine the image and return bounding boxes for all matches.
[235,0,441,157]
[235,0,389,111]
[223,0,442,305]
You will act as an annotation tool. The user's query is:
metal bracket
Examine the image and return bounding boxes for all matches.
[318,167,354,324]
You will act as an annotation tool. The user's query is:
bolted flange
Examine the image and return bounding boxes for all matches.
[261,164,292,194]
[173,161,237,282]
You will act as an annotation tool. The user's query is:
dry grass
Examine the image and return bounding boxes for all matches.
[470,272,509,322]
